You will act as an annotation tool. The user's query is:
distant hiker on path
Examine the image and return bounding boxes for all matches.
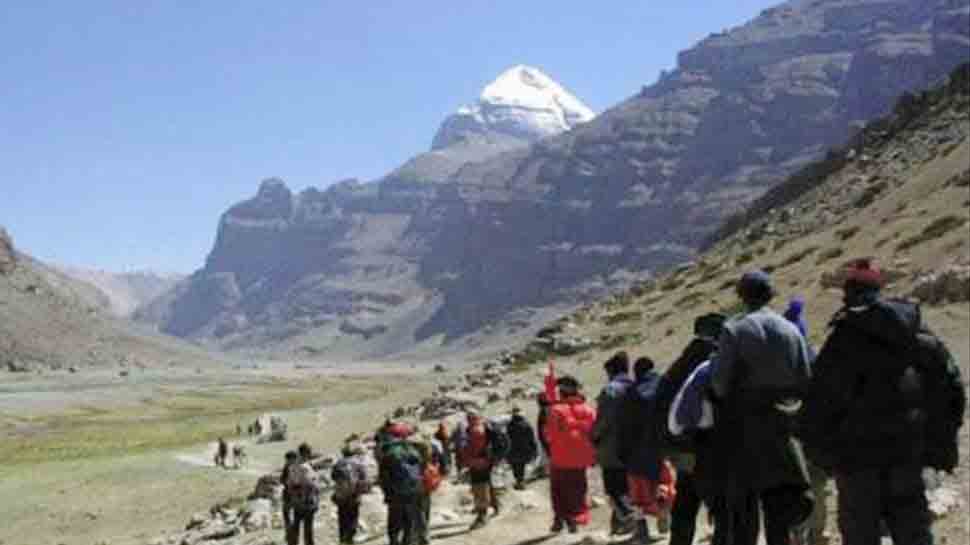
[658,313,726,545]
[281,451,299,532]
[544,361,597,534]
[800,259,966,545]
[460,411,505,530]
[215,437,228,468]
[505,406,539,490]
[433,421,452,474]
[592,351,635,535]
[618,356,674,545]
[709,271,814,545]
[332,442,370,545]
[285,448,321,545]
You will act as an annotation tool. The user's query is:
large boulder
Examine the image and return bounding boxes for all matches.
[911,265,970,304]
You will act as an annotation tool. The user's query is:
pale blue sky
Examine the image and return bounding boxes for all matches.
[1,1,780,273]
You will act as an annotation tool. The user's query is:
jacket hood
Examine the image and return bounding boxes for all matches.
[603,375,634,399]
[840,298,920,346]
[633,371,662,400]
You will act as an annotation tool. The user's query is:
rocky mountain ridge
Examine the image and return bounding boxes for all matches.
[152,0,970,358]
[0,227,220,372]
[57,266,185,318]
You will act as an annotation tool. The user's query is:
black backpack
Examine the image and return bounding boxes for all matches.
[486,423,511,461]
[909,328,966,472]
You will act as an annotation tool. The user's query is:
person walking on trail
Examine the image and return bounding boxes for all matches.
[534,393,552,479]
[709,270,815,545]
[800,259,965,545]
[783,296,829,545]
[656,313,726,545]
[332,443,370,545]
[378,423,428,545]
[286,447,321,545]
[506,406,539,490]
[281,450,299,533]
[592,351,636,536]
[618,356,675,545]
[460,411,503,530]
[544,361,597,534]
[215,437,228,468]
[416,432,448,542]
[433,421,453,475]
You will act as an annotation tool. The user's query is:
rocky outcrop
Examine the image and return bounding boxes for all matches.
[156,0,970,356]
[0,227,15,275]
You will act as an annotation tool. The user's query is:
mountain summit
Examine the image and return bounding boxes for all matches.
[431,65,595,150]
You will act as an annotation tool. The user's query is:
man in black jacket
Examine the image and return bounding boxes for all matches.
[801,260,935,545]
[592,352,636,535]
[506,407,539,489]
[657,313,725,545]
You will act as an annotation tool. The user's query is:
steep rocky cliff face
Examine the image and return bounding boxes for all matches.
[155,0,970,357]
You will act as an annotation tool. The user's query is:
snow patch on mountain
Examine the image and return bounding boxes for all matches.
[432,65,595,150]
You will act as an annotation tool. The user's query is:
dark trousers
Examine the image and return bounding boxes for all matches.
[335,499,360,544]
[601,467,632,518]
[388,498,428,545]
[670,470,703,545]
[835,466,932,545]
[717,487,809,545]
[511,461,528,484]
[287,509,316,545]
[710,495,759,545]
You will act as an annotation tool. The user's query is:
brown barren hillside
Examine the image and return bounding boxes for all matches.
[0,229,222,373]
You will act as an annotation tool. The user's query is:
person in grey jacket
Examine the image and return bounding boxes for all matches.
[709,271,815,545]
[592,351,635,535]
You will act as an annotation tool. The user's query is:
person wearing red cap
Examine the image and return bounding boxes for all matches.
[801,258,958,545]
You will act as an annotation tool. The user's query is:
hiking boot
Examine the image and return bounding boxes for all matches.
[469,514,488,531]
[514,481,526,491]
[491,501,501,517]
[613,514,636,536]
[567,521,579,534]
[657,513,670,535]
[550,519,564,533]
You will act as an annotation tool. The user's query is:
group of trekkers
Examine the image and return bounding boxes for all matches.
[278,258,964,545]
[579,259,965,545]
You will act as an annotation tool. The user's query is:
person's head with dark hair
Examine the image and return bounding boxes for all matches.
[633,357,656,381]
[298,442,312,460]
[556,375,581,397]
[736,270,775,309]
[285,450,299,464]
[694,312,727,340]
[842,258,883,308]
[603,351,630,378]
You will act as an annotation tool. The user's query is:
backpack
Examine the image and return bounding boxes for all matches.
[286,462,320,511]
[381,440,424,498]
[909,328,966,472]
[486,423,511,461]
[331,458,364,501]
[422,462,443,493]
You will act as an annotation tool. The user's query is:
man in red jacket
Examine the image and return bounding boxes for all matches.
[544,362,597,533]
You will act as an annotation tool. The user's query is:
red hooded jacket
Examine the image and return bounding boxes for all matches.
[545,395,597,469]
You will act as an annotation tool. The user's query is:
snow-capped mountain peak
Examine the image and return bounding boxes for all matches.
[432,65,595,150]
